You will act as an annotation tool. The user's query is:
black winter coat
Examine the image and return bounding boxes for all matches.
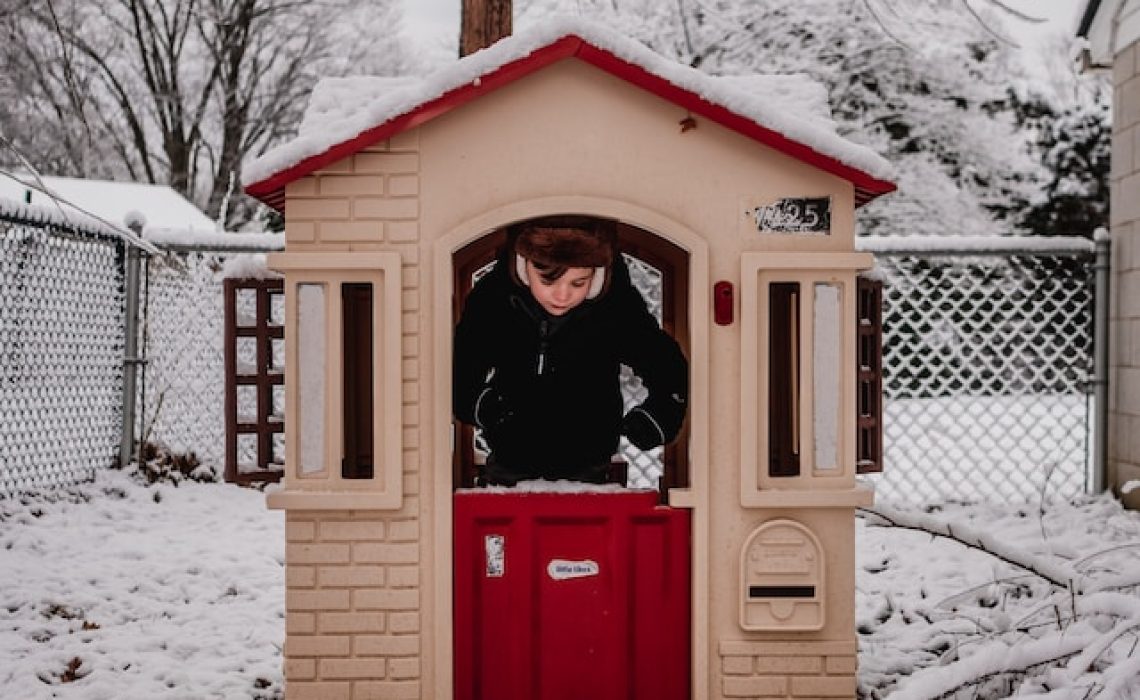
[453,250,688,480]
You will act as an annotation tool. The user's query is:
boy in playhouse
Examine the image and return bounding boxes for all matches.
[453,215,689,486]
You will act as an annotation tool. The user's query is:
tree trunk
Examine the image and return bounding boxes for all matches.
[460,0,511,57]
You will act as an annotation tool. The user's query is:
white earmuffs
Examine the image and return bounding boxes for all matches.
[516,254,606,299]
[515,254,528,290]
[587,267,605,299]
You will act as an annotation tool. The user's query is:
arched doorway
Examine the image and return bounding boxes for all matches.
[450,216,693,699]
[450,220,691,495]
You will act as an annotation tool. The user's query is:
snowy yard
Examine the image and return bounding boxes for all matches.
[858,495,1140,699]
[2,468,1139,699]
[0,470,284,699]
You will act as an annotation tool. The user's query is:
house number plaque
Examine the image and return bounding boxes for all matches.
[744,196,831,235]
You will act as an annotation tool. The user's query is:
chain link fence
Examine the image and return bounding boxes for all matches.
[0,201,127,497]
[619,255,665,488]
[136,237,284,480]
[0,193,284,496]
[139,252,230,473]
[0,198,1105,507]
[860,237,1100,506]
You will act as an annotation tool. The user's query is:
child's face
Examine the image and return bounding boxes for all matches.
[525,261,596,316]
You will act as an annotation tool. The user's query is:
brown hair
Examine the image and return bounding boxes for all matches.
[511,215,616,284]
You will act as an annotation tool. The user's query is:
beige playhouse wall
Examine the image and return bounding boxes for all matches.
[1110,45,1140,510]
[271,125,428,700]
[271,56,871,700]
[417,60,857,252]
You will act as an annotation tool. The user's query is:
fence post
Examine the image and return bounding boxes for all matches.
[1092,228,1111,494]
[119,224,145,468]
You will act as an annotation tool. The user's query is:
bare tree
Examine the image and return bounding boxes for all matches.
[0,0,411,227]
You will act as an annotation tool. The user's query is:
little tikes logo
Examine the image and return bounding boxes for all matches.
[547,559,600,580]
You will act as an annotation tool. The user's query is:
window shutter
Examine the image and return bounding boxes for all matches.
[856,276,883,474]
[223,278,285,485]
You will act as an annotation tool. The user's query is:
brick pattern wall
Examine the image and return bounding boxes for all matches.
[280,131,424,699]
[284,512,422,700]
[1111,47,1140,506]
[283,132,421,248]
[720,641,856,699]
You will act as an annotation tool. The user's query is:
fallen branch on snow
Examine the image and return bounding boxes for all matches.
[859,505,1083,591]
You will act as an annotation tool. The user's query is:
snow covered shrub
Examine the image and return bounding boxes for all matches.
[132,441,217,486]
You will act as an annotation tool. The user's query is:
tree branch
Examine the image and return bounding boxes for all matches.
[860,506,1082,590]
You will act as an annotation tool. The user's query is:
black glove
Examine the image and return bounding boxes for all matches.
[474,387,515,431]
[621,407,666,450]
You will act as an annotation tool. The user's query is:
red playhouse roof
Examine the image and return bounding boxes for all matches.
[244,24,896,211]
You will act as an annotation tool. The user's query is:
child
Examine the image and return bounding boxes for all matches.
[453,215,688,486]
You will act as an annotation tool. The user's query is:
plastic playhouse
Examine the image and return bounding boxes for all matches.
[244,18,894,700]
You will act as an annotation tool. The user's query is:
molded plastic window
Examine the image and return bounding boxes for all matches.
[267,250,403,510]
[297,283,326,476]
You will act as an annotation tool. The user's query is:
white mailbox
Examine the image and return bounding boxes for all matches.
[740,519,825,631]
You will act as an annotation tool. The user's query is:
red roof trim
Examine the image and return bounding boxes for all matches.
[245,36,585,206]
[246,35,895,209]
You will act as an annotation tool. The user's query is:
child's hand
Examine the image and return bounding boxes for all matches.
[475,388,515,431]
[621,407,666,450]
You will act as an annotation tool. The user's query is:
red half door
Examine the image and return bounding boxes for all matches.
[454,490,691,700]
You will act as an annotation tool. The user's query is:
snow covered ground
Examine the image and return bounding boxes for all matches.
[0,470,284,699]
[2,468,1139,699]
[858,498,1140,699]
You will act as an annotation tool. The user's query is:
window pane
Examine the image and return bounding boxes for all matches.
[769,282,800,477]
[342,283,374,480]
[813,283,841,471]
[297,283,326,475]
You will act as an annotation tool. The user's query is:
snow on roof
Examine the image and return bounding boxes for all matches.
[299,76,420,136]
[244,16,895,208]
[711,74,838,133]
[857,234,1096,256]
[0,175,216,233]
[299,72,839,139]
[0,194,157,253]
[143,227,284,252]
